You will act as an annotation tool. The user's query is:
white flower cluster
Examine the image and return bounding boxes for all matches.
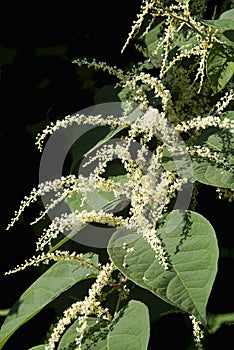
[5,2,234,348]
[123,73,177,124]
[5,250,100,275]
[8,107,189,274]
[73,58,125,80]
[176,115,234,133]
[36,210,125,252]
[6,175,78,230]
[189,315,204,349]
[121,0,156,53]
[212,90,234,114]
[46,261,115,350]
[187,145,231,169]
[35,113,130,151]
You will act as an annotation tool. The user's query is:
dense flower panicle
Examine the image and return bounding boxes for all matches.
[75,261,115,349]
[121,0,156,53]
[175,115,234,133]
[7,171,129,230]
[6,175,78,230]
[46,262,115,350]
[6,105,194,272]
[187,145,233,170]
[5,250,100,275]
[73,58,126,80]
[124,74,176,119]
[35,113,131,152]
[6,106,191,274]
[6,2,234,347]
[212,90,234,115]
[193,41,210,93]
[130,108,181,151]
[83,140,135,178]
[36,210,126,252]
[120,0,213,95]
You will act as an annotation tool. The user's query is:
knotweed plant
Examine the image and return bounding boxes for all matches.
[1,1,234,349]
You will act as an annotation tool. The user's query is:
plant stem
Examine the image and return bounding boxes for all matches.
[114,288,124,317]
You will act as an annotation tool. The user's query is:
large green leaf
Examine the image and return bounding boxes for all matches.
[28,346,46,350]
[202,9,234,30]
[192,161,234,188]
[57,300,150,350]
[108,210,219,325]
[0,255,99,349]
[192,112,234,188]
[206,44,234,94]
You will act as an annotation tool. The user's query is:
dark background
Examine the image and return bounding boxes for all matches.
[0,2,233,349]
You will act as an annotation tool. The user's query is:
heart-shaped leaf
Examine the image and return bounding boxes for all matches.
[0,255,99,349]
[108,210,219,325]
[57,300,150,350]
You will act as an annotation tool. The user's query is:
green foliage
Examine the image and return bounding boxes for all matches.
[2,1,234,349]
[202,9,234,31]
[108,210,218,325]
[57,300,150,350]
[207,44,234,94]
[0,257,99,349]
[207,312,234,333]
[192,116,234,187]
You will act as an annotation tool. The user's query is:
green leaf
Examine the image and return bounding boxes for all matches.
[163,112,234,188]
[28,346,47,350]
[207,312,234,333]
[108,210,219,325]
[202,9,234,30]
[57,300,150,350]
[58,317,108,350]
[192,113,234,188]
[192,161,234,188]
[0,256,99,349]
[206,44,234,94]
[222,110,234,120]
[217,31,234,48]
[219,8,234,22]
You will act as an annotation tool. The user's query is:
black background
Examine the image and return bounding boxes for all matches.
[0,2,233,349]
